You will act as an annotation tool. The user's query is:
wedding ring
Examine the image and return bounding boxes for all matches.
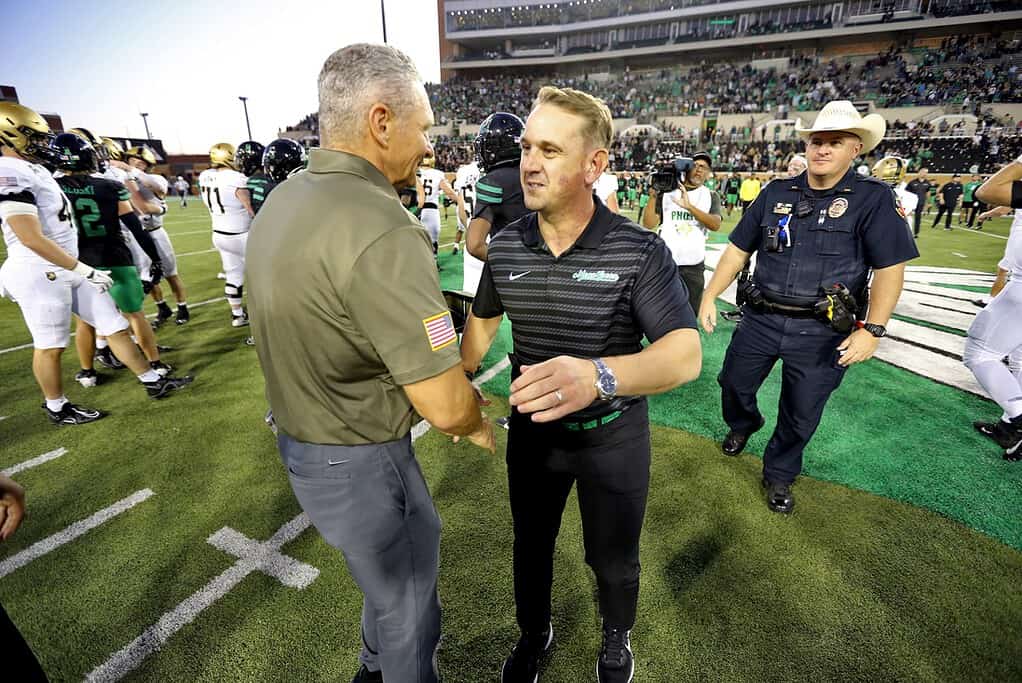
[555,390,564,404]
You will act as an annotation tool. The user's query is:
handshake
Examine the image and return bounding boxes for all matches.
[72,261,113,293]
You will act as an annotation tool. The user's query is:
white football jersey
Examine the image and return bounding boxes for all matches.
[1003,210,1022,278]
[0,156,77,265]
[595,173,618,203]
[198,168,251,233]
[418,167,446,206]
[135,172,169,229]
[101,165,129,184]
[894,184,918,233]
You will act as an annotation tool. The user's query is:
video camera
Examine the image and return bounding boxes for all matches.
[649,157,694,194]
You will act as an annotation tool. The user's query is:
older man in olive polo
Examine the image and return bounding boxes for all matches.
[246,44,493,683]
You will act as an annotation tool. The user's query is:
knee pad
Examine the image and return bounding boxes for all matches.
[225,283,243,298]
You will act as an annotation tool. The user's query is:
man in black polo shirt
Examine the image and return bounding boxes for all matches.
[905,168,932,236]
[460,86,701,683]
[932,173,964,231]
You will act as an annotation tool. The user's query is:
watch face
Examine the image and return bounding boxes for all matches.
[599,374,617,395]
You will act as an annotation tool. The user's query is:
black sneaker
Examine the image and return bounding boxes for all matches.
[154,304,174,327]
[720,310,744,323]
[501,622,553,683]
[43,401,104,425]
[1005,434,1022,462]
[75,368,98,387]
[597,625,634,683]
[496,416,512,430]
[150,360,173,377]
[175,306,190,325]
[143,375,194,399]
[974,420,1021,449]
[94,347,125,369]
[350,664,383,683]
[244,336,255,346]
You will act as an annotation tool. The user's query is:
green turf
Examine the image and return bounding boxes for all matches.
[0,200,1019,682]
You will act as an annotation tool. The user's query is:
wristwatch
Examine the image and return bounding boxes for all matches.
[862,322,887,338]
[591,358,618,401]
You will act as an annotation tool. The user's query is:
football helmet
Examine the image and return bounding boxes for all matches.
[209,142,236,169]
[125,145,157,169]
[421,151,436,168]
[0,102,60,166]
[235,141,265,176]
[474,112,524,172]
[262,139,307,183]
[53,133,99,173]
[101,137,124,161]
[69,128,107,171]
[872,156,908,187]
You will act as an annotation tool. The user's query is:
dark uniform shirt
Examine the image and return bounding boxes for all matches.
[729,167,919,305]
[939,181,963,204]
[725,177,741,196]
[473,163,527,238]
[472,199,697,420]
[56,175,134,267]
[246,171,277,215]
[905,178,931,204]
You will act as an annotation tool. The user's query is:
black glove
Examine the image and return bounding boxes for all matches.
[143,261,164,294]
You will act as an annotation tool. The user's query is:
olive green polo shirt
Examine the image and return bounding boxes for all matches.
[246,149,461,445]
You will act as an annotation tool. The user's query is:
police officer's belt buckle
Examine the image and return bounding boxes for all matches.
[563,410,623,432]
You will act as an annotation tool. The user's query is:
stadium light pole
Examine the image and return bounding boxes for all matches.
[239,96,253,140]
[381,0,388,43]
[140,112,152,140]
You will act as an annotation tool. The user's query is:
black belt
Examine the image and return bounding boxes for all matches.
[213,230,247,236]
[561,409,624,431]
[422,202,438,210]
[749,294,818,318]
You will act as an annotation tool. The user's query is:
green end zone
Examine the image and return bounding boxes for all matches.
[0,203,1018,681]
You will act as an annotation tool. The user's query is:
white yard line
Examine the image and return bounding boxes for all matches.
[87,412,448,682]
[164,229,211,237]
[0,489,154,580]
[2,447,68,477]
[946,225,1008,240]
[175,248,217,257]
[0,297,223,356]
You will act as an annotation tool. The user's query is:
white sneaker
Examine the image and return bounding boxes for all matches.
[217,272,227,280]
[232,313,250,327]
[75,369,98,388]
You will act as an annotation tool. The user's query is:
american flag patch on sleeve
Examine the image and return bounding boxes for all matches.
[0,177,19,188]
[423,311,457,351]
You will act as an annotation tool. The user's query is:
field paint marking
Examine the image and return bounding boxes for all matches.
[474,356,511,386]
[0,297,223,356]
[164,229,211,237]
[207,527,318,589]
[0,489,154,580]
[0,415,7,422]
[176,248,216,257]
[947,225,1008,240]
[2,447,68,477]
[88,417,441,682]
[952,252,968,258]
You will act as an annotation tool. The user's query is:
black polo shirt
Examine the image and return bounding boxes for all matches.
[472,198,697,419]
[473,162,528,238]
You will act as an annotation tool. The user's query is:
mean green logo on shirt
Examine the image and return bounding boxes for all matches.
[572,269,620,283]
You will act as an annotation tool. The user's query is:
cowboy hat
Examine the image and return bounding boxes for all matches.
[795,100,886,153]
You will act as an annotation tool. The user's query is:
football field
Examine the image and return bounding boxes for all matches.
[0,199,1020,682]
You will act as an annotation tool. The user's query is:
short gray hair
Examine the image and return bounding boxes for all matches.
[318,43,422,145]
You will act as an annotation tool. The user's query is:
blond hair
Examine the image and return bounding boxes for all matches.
[532,86,613,151]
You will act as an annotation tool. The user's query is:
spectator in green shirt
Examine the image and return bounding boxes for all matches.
[961,174,985,228]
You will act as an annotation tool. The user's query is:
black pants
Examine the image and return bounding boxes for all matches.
[0,602,47,681]
[678,263,705,318]
[506,402,650,633]
[912,208,924,236]
[718,310,848,484]
[966,201,986,227]
[932,201,958,229]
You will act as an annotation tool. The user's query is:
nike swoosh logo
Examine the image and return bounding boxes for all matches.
[509,271,531,281]
[1008,439,1022,456]
[327,459,350,466]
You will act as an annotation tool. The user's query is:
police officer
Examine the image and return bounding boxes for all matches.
[246,44,494,683]
[461,86,701,683]
[699,100,918,513]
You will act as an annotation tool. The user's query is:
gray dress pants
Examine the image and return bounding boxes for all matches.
[278,431,442,683]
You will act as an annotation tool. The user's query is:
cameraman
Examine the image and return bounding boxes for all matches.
[642,152,722,315]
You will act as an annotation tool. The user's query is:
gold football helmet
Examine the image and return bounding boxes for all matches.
[209,142,236,169]
[872,156,908,187]
[421,151,436,168]
[0,102,59,165]
[69,127,102,147]
[101,137,124,160]
[125,145,157,169]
